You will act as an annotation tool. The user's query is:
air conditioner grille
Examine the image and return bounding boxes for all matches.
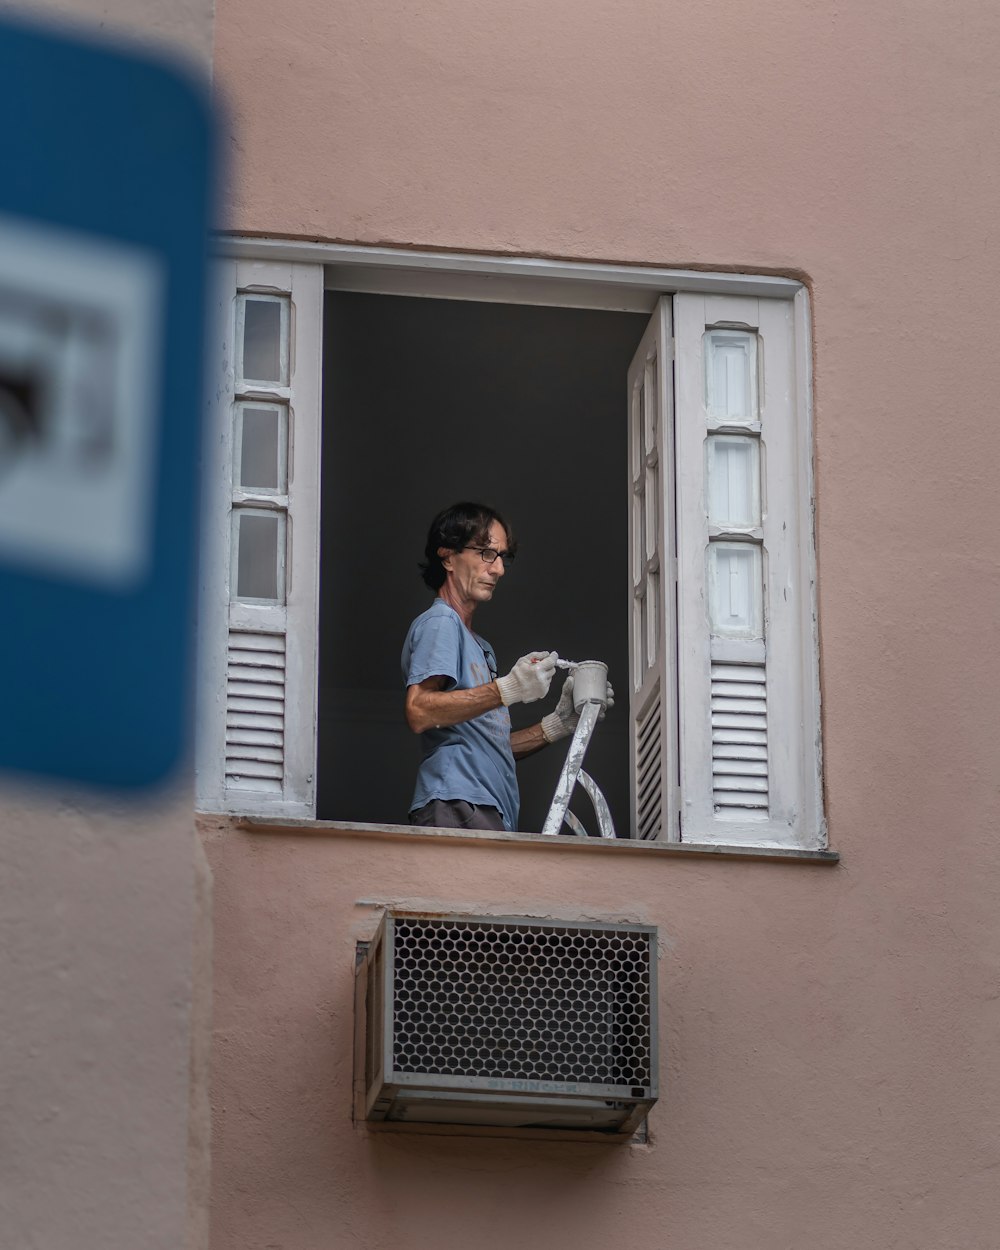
[392,918,653,1087]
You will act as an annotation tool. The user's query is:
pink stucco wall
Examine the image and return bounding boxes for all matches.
[0,7,214,1250]
[207,1,1000,1247]
[204,821,995,1249]
[211,0,1000,863]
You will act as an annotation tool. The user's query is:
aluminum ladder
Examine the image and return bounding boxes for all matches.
[540,661,616,840]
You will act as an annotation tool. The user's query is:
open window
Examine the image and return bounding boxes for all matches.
[197,250,823,850]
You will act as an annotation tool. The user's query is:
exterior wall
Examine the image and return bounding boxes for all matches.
[0,5,214,1250]
[204,820,995,1249]
[0,784,210,1250]
[207,2,1000,1248]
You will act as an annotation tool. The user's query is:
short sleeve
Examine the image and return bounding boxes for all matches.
[405,612,463,689]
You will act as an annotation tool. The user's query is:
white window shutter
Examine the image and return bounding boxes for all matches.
[627,297,679,841]
[673,293,823,848]
[196,260,323,817]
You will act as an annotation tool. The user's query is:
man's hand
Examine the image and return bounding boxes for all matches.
[496,651,558,706]
[541,673,616,743]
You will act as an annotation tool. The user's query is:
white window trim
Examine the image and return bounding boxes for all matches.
[197,258,322,817]
[626,298,677,844]
[218,235,802,309]
[673,292,823,849]
[201,237,824,849]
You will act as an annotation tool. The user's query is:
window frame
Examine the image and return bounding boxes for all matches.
[672,292,823,849]
[200,239,823,850]
[196,258,322,817]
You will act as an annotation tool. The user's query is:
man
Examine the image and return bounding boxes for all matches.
[402,501,609,833]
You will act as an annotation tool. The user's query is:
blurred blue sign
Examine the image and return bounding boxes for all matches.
[0,17,215,789]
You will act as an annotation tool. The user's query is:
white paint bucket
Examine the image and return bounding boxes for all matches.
[572,660,609,711]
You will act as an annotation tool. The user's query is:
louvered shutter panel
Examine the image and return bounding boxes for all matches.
[225,631,286,792]
[197,260,322,818]
[627,298,678,840]
[711,661,768,810]
[673,292,822,848]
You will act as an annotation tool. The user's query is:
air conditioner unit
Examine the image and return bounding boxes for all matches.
[355,912,658,1139]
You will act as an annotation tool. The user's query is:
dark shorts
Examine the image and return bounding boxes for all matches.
[409,799,505,832]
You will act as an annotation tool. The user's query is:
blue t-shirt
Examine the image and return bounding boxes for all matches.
[401,600,519,831]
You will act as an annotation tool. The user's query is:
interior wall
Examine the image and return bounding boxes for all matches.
[317,292,647,833]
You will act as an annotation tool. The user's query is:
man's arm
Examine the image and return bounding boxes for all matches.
[510,723,549,761]
[405,674,503,734]
[407,676,550,758]
[405,651,558,735]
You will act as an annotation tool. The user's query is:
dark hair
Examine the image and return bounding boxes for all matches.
[419,501,517,590]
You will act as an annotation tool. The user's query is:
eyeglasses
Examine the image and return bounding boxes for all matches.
[462,546,515,565]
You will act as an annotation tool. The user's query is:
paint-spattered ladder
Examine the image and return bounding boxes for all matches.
[541,661,616,840]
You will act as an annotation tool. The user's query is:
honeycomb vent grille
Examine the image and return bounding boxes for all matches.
[391,917,653,1088]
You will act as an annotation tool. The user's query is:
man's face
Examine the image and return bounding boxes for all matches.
[440,519,510,607]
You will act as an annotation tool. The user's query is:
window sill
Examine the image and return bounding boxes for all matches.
[228,817,839,865]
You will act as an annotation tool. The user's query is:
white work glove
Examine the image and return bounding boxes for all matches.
[495,651,558,706]
[541,674,616,743]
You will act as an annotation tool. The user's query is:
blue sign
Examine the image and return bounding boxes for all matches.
[0,17,216,789]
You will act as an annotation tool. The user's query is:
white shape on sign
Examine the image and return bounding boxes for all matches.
[0,212,163,587]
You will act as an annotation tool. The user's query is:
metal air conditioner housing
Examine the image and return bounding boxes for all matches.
[356,912,658,1139]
